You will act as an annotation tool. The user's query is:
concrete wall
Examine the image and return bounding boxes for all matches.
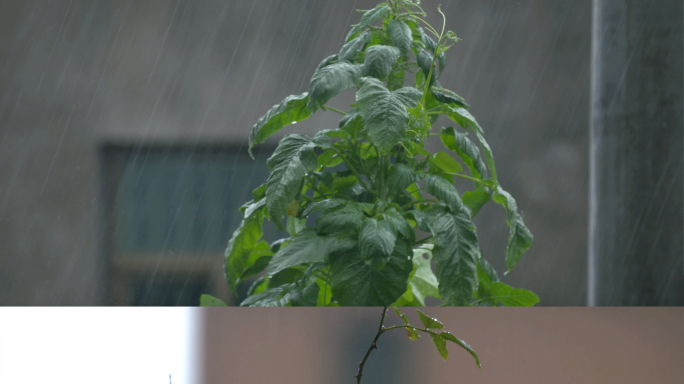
[0,0,591,304]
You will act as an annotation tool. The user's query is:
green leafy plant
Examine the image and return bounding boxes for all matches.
[353,307,480,383]
[205,0,538,307]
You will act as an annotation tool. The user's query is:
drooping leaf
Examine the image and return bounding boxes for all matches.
[432,89,469,109]
[268,229,355,276]
[426,207,479,306]
[357,77,416,153]
[308,62,363,110]
[420,27,438,52]
[487,282,540,306]
[362,45,400,79]
[199,294,227,307]
[440,126,487,179]
[248,93,311,157]
[238,241,273,281]
[416,309,445,329]
[417,48,434,77]
[359,218,397,268]
[329,237,412,306]
[265,135,320,226]
[316,54,338,70]
[444,105,484,136]
[315,203,364,235]
[424,175,463,213]
[345,4,390,41]
[440,331,481,368]
[339,34,364,63]
[409,245,440,305]
[430,333,449,360]
[225,199,266,292]
[387,20,412,55]
[475,130,498,182]
[462,189,491,217]
[492,187,533,272]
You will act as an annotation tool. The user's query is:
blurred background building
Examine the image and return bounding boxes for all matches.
[0,0,680,305]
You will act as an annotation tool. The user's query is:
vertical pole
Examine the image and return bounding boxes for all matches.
[589,0,683,305]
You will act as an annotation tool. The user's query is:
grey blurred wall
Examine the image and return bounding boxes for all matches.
[201,308,684,384]
[0,0,591,305]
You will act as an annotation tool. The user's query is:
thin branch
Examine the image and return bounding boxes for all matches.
[356,307,388,384]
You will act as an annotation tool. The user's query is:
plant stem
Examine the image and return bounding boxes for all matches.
[329,146,374,192]
[401,199,437,209]
[435,171,490,185]
[321,105,346,115]
[356,307,388,384]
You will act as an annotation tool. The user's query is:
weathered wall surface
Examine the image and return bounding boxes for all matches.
[0,0,591,304]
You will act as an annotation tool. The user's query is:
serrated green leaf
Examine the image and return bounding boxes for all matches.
[426,207,479,306]
[440,126,487,179]
[492,187,533,272]
[315,203,364,235]
[240,280,319,307]
[388,163,418,194]
[430,333,449,359]
[462,189,491,218]
[357,77,413,153]
[345,4,389,41]
[387,20,412,55]
[225,199,266,292]
[199,294,227,307]
[308,62,363,109]
[440,331,481,368]
[392,86,423,108]
[359,218,397,268]
[265,134,319,226]
[362,45,400,79]
[302,198,346,216]
[329,237,412,306]
[268,229,355,276]
[416,309,445,329]
[339,109,364,138]
[382,207,414,240]
[248,93,311,158]
[424,175,463,213]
